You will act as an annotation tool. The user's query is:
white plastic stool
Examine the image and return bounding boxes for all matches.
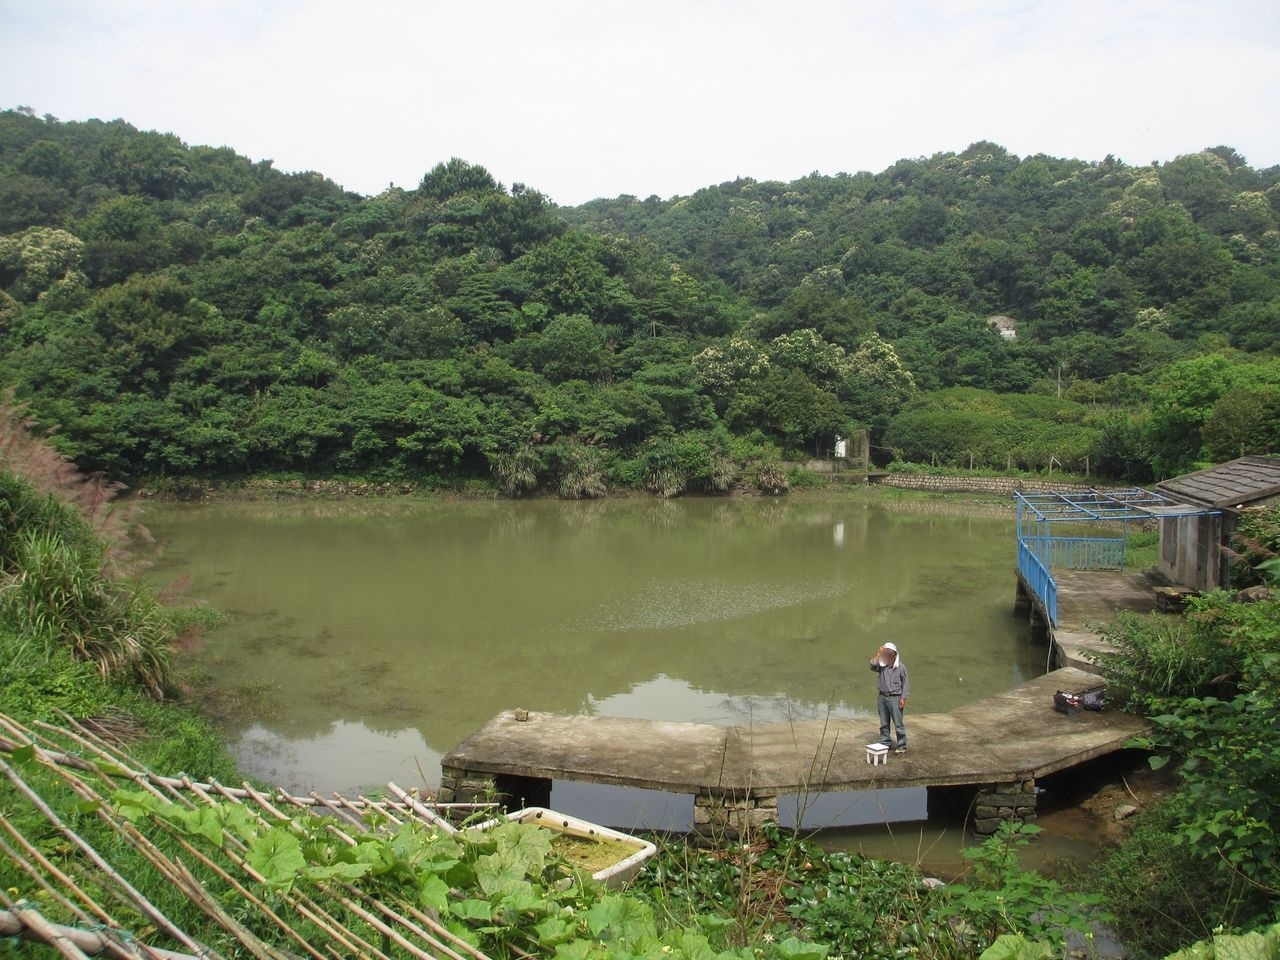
[866,743,890,765]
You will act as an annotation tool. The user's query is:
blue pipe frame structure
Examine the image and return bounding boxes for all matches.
[1014,488,1219,626]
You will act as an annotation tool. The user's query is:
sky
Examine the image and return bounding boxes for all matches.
[2,0,1278,207]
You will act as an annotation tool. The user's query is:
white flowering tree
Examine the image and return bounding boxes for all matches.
[841,333,917,437]
[0,226,86,302]
[692,336,770,409]
[764,328,852,390]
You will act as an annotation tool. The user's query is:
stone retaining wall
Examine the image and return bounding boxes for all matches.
[876,475,1101,497]
[692,793,779,844]
[972,778,1038,834]
[436,766,493,804]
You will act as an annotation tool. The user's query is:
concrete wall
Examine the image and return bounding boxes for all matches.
[805,430,871,472]
[1158,514,1225,591]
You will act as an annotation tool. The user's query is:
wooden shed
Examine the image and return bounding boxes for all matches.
[1155,456,1280,591]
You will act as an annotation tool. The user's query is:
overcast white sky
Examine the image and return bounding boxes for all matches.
[2,0,1277,206]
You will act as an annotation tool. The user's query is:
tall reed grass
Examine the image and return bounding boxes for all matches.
[0,400,177,697]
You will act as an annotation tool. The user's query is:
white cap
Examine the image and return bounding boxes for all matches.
[883,642,898,653]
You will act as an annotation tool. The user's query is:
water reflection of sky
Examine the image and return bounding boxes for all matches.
[236,721,441,796]
[589,674,871,726]
[779,787,927,829]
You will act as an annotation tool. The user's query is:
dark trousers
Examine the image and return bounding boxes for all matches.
[877,694,906,748]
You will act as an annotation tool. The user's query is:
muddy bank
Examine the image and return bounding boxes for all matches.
[1035,750,1179,856]
[136,477,427,500]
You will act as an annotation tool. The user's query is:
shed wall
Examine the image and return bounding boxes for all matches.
[1158,514,1224,591]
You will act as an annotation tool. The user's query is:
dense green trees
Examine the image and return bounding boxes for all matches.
[1144,354,1280,475]
[882,388,1096,472]
[1,108,1277,489]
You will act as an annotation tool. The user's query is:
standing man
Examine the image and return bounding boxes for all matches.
[870,642,909,754]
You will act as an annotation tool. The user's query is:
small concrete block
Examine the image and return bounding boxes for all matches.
[866,743,890,765]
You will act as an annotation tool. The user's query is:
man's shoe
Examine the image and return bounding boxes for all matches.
[894,746,907,755]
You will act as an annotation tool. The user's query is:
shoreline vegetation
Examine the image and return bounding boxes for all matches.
[129,465,1083,502]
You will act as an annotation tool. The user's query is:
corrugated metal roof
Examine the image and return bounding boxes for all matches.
[1156,455,1280,508]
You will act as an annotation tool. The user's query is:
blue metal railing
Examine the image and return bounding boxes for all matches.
[1037,536,1126,570]
[1017,538,1058,625]
[1016,535,1125,626]
[1013,487,1219,630]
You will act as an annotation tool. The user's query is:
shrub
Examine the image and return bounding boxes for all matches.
[882,388,1099,474]
[640,434,708,498]
[754,462,789,495]
[635,824,1101,958]
[937,823,1104,951]
[1091,800,1258,959]
[1100,592,1280,925]
[1223,505,1280,587]
[555,441,608,499]
[786,467,826,489]
[0,403,181,697]
[1093,608,1227,713]
[488,441,543,497]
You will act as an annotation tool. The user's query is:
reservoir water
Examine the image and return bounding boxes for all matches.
[141,492,1041,809]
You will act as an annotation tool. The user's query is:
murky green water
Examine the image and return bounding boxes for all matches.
[140,494,1040,796]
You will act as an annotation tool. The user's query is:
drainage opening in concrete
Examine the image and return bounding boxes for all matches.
[779,787,929,830]
[551,780,695,833]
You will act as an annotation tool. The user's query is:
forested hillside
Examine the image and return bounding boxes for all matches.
[2,108,1277,492]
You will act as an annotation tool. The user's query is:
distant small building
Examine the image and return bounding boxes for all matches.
[987,315,1018,340]
[1154,456,1280,591]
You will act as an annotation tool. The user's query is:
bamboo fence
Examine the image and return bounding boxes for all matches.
[0,711,502,959]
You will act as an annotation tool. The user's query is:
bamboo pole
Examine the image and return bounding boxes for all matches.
[307,790,366,831]
[204,782,400,960]
[141,774,388,960]
[386,782,458,834]
[399,901,510,960]
[59,723,328,960]
[362,902,471,960]
[168,857,294,960]
[0,823,105,929]
[5,720,322,960]
[0,733,99,772]
[10,729,280,960]
[0,908,196,960]
[8,903,95,960]
[269,790,351,840]
[21,751,283,960]
[5,723,489,818]
[0,844,153,960]
[179,779,396,959]
[339,791,399,826]
[0,713,505,960]
[323,887,441,960]
[237,780,296,824]
[132,821,327,960]
[356,794,407,825]
[0,758,221,960]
